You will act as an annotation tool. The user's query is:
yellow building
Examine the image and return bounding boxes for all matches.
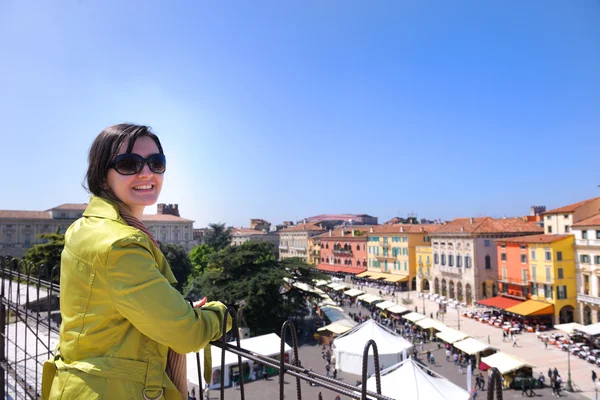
[416,246,433,293]
[306,236,320,266]
[364,225,438,290]
[507,235,577,324]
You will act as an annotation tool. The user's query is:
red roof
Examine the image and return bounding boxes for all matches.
[573,213,600,227]
[543,197,600,215]
[496,234,572,244]
[317,264,366,275]
[476,295,522,310]
[433,217,542,235]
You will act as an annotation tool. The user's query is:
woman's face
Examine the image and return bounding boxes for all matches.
[105,136,164,216]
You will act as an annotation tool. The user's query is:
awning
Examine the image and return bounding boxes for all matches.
[363,295,384,304]
[327,282,340,288]
[505,300,554,316]
[356,293,371,301]
[576,322,600,336]
[384,275,408,283]
[415,318,448,332]
[317,265,367,275]
[320,305,347,323]
[554,323,585,336]
[453,338,492,355]
[318,319,357,335]
[436,328,470,344]
[333,284,350,291]
[356,271,372,278]
[375,301,397,310]
[343,289,365,297]
[387,305,409,314]
[366,272,391,280]
[314,280,329,287]
[480,352,534,375]
[403,312,426,323]
[476,296,522,310]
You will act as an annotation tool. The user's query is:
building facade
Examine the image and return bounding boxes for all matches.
[416,246,433,293]
[230,228,280,248]
[303,214,378,226]
[542,197,600,235]
[365,224,438,289]
[0,202,196,258]
[278,222,326,262]
[306,236,321,266]
[429,218,542,305]
[315,227,368,275]
[573,214,600,324]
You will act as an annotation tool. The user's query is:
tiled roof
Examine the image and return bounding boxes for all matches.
[305,214,374,222]
[231,228,267,236]
[313,226,373,239]
[369,224,441,234]
[141,214,193,223]
[496,234,572,244]
[432,217,543,235]
[542,197,600,215]
[0,210,52,219]
[279,222,326,233]
[573,213,600,227]
[47,203,88,211]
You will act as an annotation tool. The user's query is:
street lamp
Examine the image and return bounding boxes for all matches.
[566,346,573,392]
[457,307,461,331]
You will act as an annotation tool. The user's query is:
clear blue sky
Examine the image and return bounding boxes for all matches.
[1,1,599,228]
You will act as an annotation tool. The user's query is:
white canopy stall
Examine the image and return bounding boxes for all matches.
[343,288,365,297]
[375,300,397,310]
[402,312,426,323]
[333,319,413,375]
[187,333,292,391]
[436,328,470,344]
[365,358,470,400]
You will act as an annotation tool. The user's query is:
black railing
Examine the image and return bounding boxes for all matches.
[0,256,399,400]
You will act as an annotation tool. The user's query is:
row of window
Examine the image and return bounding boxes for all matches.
[321,243,366,251]
[581,230,600,240]
[368,259,408,272]
[500,253,529,263]
[434,253,475,268]
[367,236,409,243]
[367,246,409,256]
[529,283,569,300]
[580,255,600,264]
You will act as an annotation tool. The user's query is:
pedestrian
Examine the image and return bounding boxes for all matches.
[555,375,562,397]
[538,372,545,389]
[544,338,548,350]
[325,364,331,377]
[512,335,518,347]
[471,385,478,399]
[478,372,485,390]
[333,368,338,379]
[446,348,451,362]
[548,368,552,379]
[553,367,558,378]
[593,370,597,383]
[430,355,435,365]
[550,375,556,396]
[453,353,459,365]
[458,361,463,374]
[521,378,528,397]
[426,350,431,364]
[502,330,506,342]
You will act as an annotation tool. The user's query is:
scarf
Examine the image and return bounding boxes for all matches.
[116,201,188,400]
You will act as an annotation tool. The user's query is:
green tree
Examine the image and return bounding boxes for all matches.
[159,242,193,292]
[188,244,216,279]
[23,229,65,277]
[204,223,232,251]
[185,242,326,335]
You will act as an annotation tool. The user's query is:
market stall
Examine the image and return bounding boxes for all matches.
[453,337,496,365]
[435,328,470,345]
[480,352,534,389]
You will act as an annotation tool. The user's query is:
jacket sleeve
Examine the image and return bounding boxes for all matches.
[105,236,231,354]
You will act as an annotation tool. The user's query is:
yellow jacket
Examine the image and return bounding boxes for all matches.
[42,196,229,399]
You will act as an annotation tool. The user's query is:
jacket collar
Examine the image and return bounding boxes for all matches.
[83,196,127,224]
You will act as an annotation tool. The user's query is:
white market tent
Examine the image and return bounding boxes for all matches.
[403,312,426,323]
[327,282,340,288]
[356,293,371,301]
[318,319,358,335]
[365,358,470,400]
[319,298,337,307]
[334,284,350,291]
[375,300,396,310]
[453,338,493,356]
[480,352,534,375]
[554,323,585,335]
[436,328,470,344]
[314,279,330,287]
[415,318,448,332]
[387,304,409,314]
[363,295,383,304]
[333,319,413,375]
[344,288,364,297]
[575,322,600,336]
[187,333,292,390]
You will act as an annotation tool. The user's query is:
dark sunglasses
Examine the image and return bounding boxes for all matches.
[109,153,167,175]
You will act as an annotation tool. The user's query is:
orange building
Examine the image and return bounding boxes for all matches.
[496,239,531,299]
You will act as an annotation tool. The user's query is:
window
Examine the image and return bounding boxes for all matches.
[24,233,31,247]
[531,266,537,281]
[485,255,491,269]
[556,251,562,261]
[185,232,189,240]
[557,285,567,300]
[582,231,588,239]
[520,244,527,250]
[418,255,423,263]
[565,225,570,233]
[402,236,408,242]
[357,244,360,250]
[500,243,506,248]
[441,254,446,266]
[581,254,591,263]
[595,256,600,265]
[383,236,388,244]
[457,255,462,268]
[564,214,569,219]
[434,253,439,264]
[547,215,551,220]
[520,254,527,263]
[465,255,472,268]
[161,233,166,242]
[501,253,507,261]
[449,255,454,267]
[545,267,551,282]
[545,251,551,261]
[404,261,408,271]
[597,230,600,239]
[530,282,538,295]
[502,267,507,280]
[531,250,536,260]
[522,269,528,284]
[558,268,564,279]
[484,240,491,246]
[548,226,552,233]
[375,247,379,256]
[544,284,553,299]
[368,246,372,254]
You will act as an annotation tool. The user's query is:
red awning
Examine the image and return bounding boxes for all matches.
[317,264,367,275]
[476,295,523,310]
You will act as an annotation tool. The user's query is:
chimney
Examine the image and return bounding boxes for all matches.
[341,230,345,237]
[352,229,355,236]
[370,227,374,233]
[329,230,332,237]
[420,227,424,232]
[461,226,464,232]
[400,226,404,232]
[470,218,474,224]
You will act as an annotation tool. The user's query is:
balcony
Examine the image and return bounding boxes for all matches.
[576,239,600,246]
[578,293,600,307]
[439,266,462,275]
[380,242,389,248]
[498,277,528,286]
[376,254,395,260]
[332,249,353,256]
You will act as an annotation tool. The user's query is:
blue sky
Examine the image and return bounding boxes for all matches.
[1,1,599,228]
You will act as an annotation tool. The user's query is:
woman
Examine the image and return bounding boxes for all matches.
[42,124,231,399]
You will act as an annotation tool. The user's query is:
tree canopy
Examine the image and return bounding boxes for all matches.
[185,241,326,335]
[188,244,216,281]
[23,229,65,277]
[204,223,232,251]
[159,242,193,292]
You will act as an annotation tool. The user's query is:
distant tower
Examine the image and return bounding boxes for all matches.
[157,203,180,216]
[530,205,546,216]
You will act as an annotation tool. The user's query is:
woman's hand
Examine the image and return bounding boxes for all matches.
[193,297,207,308]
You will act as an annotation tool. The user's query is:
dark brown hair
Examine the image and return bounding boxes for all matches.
[84,124,164,196]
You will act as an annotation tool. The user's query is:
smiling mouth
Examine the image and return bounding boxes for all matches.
[132,184,154,191]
